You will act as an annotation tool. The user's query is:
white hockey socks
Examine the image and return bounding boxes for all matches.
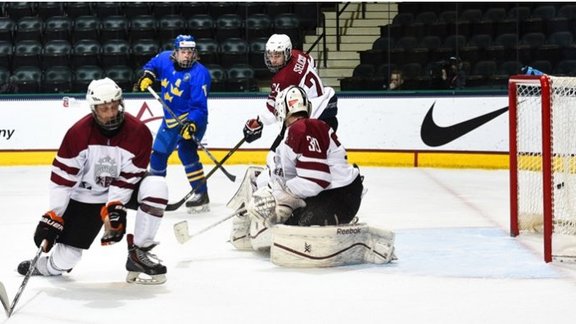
[41,244,82,276]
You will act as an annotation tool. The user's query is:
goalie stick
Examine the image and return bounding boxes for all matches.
[146,86,236,182]
[166,137,246,211]
[174,207,246,244]
[0,281,8,317]
[6,240,47,317]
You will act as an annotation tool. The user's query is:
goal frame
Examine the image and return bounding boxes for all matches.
[508,74,553,262]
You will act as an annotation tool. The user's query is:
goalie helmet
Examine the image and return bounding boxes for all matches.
[171,34,198,69]
[86,77,125,131]
[275,85,311,124]
[265,34,292,73]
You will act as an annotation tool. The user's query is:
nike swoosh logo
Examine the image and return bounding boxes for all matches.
[420,102,509,147]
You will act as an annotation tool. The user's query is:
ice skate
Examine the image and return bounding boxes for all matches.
[185,191,210,214]
[125,234,167,285]
[17,256,63,277]
[17,259,43,276]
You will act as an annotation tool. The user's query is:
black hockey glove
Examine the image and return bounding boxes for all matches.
[34,211,64,252]
[180,120,197,141]
[134,70,155,92]
[243,118,263,143]
[100,201,127,246]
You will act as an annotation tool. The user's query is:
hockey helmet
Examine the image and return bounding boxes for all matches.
[275,85,311,124]
[171,34,198,69]
[265,34,292,73]
[86,77,125,131]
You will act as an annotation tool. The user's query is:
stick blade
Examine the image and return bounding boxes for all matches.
[224,170,236,182]
[173,221,191,244]
[166,199,185,212]
[0,281,10,317]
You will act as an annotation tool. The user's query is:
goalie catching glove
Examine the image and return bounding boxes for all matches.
[243,118,263,143]
[248,180,306,226]
[34,211,64,252]
[134,70,155,92]
[180,120,197,141]
[100,201,127,245]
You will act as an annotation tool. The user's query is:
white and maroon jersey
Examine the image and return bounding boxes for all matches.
[261,49,336,125]
[274,118,358,198]
[49,113,152,215]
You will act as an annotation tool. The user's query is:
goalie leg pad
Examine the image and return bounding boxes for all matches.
[270,224,396,267]
[230,209,253,251]
[364,226,397,264]
[249,217,272,252]
[245,186,276,251]
[227,166,264,210]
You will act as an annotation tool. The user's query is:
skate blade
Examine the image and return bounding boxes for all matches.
[187,205,210,214]
[126,271,167,285]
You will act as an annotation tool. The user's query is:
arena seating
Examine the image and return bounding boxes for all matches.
[0,2,333,93]
[343,3,576,91]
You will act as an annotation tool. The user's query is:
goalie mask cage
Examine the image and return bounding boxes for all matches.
[509,74,576,263]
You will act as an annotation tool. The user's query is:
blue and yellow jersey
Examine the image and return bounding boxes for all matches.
[143,51,211,129]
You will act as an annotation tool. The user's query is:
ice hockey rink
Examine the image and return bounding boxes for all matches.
[1,164,576,324]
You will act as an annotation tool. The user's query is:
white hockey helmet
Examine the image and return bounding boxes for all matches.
[275,85,311,124]
[86,77,125,131]
[265,34,292,73]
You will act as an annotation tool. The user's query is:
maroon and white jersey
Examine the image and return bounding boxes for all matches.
[274,118,358,198]
[49,113,152,215]
[261,49,336,125]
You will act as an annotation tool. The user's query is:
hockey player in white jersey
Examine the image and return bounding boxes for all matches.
[242,34,340,201]
[17,78,169,284]
[243,33,338,139]
[229,86,396,267]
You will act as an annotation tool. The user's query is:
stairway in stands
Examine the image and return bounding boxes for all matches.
[304,2,397,91]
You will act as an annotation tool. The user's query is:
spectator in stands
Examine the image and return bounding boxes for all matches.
[441,56,465,89]
[388,69,404,90]
[0,76,18,94]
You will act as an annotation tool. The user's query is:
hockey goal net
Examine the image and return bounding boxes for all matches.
[509,75,576,262]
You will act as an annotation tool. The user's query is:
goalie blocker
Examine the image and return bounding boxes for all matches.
[270,223,396,267]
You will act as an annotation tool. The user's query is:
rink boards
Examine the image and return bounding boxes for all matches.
[0,93,510,168]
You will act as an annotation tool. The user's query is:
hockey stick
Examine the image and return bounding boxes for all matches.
[166,137,246,211]
[0,281,9,317]
[7,240,47,317]
[174,207,246,244]
[146,86,236,182]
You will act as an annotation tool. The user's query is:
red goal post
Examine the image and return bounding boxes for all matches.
[509,74,576,263]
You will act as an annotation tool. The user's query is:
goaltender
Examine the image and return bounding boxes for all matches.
[228,86,396,267]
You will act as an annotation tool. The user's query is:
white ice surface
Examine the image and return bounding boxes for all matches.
[1,165,576,324]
